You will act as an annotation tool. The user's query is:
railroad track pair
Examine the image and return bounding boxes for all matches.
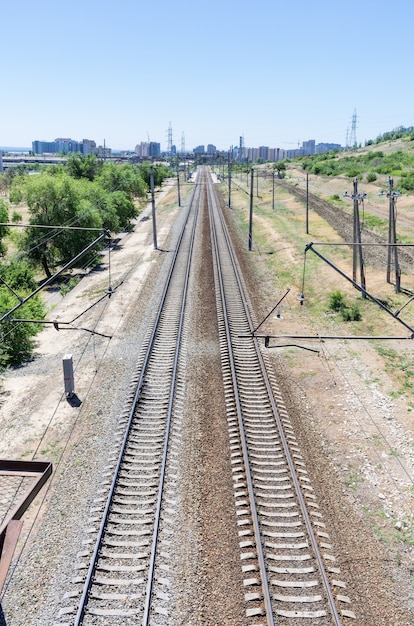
[54,167,355,624]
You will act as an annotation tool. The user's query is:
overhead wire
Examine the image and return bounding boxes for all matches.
[0,162,156,331]
[1,170,178,597]
[251,171,414,511]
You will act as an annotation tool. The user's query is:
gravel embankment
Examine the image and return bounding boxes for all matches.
[0,195,185,625]
[0,176,412,626]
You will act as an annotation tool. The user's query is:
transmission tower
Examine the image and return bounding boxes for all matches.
[181,132,185,154]
[348,109,358,149]
[167,121,173,154]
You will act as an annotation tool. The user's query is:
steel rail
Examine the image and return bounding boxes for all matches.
[206,175,275,625]
[73,180,200,625]
[211,176,343,624]
[141,164,201,625]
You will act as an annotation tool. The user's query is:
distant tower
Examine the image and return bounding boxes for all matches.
[167,121,173,154]
[181,132,185,154]
[238,135,245,160]
[348,109,358,149]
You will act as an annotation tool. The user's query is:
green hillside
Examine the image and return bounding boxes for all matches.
[292,130,414,191]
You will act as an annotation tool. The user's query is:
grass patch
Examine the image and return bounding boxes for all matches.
[40,439,62,462]
[361,212,387,233]
[60,276,81,297]
[372,434,383,448]
[219,178,410,348]
[345,469,365,491]
[327,194,346,207]
[374,344,414,399]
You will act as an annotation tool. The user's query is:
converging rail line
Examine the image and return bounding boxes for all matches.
[207,171,355,624]
[54,166,355,625]
[55,171,202,625]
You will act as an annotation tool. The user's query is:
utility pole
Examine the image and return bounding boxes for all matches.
[227,151,231,207]
[248,168,254,251]
[306,172,309,234]
[150,164,157,250]
[272,168,275,211]
[380,177,401,292]
[176,159,181,207]
[343,178,366,296]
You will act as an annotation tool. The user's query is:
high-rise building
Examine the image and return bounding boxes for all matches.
[32,138,98,155]
[82,139,97,155]
[135,142,149,157]
[149,142,161,157]
[302,140,315,156]
[259,146,269,160]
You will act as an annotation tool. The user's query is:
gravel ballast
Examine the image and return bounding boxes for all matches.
[0,176,413,625]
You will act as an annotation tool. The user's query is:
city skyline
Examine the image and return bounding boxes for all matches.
[2,0,413,151]
[1,135,341,159]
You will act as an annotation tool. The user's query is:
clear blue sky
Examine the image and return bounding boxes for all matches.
[2,0,413,151]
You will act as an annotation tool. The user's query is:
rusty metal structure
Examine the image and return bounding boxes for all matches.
[0,460,52,593]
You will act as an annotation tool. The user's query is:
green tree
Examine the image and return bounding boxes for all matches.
[0,199,10,256]
[0,289,45,367]
[274,162,286,178]
[17,173,104,278]
[66,154,103,181]
[0,260,46,367]
[97,163,147,197]
[0,259,37,291]
[108,191,136,231]
[82,182,120,232]
[139,162,172,187]
[4,167,17,192]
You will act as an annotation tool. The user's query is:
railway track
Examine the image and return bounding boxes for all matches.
[54,170,202,625]
[54,167,355,624]
[276,178,414,274]
[208,175,355,623]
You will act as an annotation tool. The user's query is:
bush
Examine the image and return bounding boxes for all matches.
[399,172,414,191]
[328,290,362,322]
[367,172,377,183]
[329,290,347,312]
[341,304,362,321]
